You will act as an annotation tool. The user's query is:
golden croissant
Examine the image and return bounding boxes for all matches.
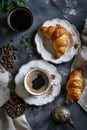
[40,25,69,58]
[66,69,83,104]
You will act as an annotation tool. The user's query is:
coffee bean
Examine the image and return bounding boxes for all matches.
[0,48,2,55]
[0,43,18,69]
[3,47,7,52]
[11,64,16,68]
[5,97,25,118]
[13,47,18,51]
[1,48,3,51]
[0,60,2,63]
[3,64,7,69]
[10,39,14,42]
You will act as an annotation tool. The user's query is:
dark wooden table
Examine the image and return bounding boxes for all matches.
[0,0,87,130]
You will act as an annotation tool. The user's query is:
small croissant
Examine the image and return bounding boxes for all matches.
[66,69,83,104]
[40,25,69,58]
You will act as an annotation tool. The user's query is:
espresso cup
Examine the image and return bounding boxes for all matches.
[7,7,33,32]
[24,68,51,96]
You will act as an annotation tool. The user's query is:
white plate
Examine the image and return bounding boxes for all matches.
[15,60,62,106]
[35,18,81,64]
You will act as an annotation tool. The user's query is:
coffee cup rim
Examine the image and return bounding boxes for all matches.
[7,7,33,32]
[24,68,51,96]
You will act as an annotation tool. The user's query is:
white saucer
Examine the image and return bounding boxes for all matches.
[35,18,81,64]
[15,60,62,106]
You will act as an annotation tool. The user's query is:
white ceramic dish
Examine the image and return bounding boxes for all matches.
[15,60,62,106]
[35,18,81,64]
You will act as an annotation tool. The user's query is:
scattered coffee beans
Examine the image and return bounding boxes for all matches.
[5,97,25,118]
[0,43,18,69]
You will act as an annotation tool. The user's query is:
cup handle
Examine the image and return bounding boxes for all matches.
[50,81,58,86]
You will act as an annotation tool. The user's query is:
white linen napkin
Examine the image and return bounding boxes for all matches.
[0,107,32,130]
[0,64,32,130]
[0,64,10,107]
[71,19,87,112]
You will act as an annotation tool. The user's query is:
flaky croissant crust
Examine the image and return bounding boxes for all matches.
[66,69,83,104]
[40,25,69,58]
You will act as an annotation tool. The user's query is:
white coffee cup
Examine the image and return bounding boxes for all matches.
[24,68,51,96]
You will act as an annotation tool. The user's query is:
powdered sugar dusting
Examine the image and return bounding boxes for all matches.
[51,0,78,19]
[53,0,57,2]
[59,68,70,76]
[63,9,78,19]
[42,0,50,4]
[63,0,78,18]
[42,0,58,4]
[69,9,77,15]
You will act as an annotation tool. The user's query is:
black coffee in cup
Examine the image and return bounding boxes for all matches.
[7,7,33,32]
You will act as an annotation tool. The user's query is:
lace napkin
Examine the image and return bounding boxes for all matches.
[0,64,32,130]
[71,19,87,112]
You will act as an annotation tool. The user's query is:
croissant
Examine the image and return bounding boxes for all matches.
[66,69,83,104]
[40,25,69,58]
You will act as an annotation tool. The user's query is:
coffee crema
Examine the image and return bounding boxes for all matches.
[25,69,50,94]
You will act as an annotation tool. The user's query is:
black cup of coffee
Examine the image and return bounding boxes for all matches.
[7,7,33,32]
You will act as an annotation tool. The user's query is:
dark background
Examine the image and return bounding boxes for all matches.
[0,0,87,130]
